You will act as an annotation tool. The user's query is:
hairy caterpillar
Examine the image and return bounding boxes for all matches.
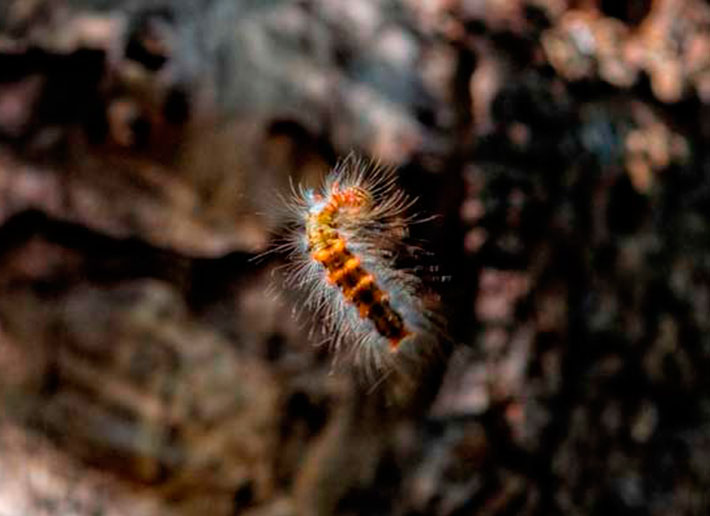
[277,155,438,375]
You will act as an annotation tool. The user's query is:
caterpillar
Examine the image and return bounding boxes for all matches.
[277,154,437,375]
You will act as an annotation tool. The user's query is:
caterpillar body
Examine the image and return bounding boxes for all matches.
[279,155,437,374]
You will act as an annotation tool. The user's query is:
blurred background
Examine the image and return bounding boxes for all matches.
[1,0,710,514]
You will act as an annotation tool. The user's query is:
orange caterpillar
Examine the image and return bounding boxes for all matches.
[307,184,411,350]
[280,155,436,373]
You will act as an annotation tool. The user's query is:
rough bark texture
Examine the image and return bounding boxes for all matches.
[1,0,710,515]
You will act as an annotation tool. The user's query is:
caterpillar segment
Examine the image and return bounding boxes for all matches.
[307,186,412,350]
